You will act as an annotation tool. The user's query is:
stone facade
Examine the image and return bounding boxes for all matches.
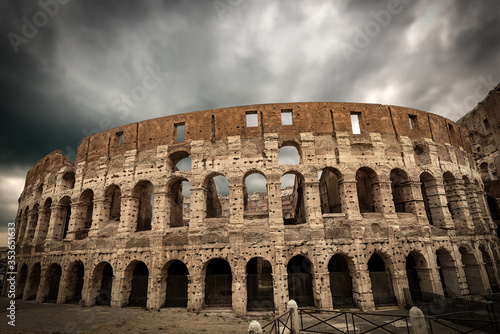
[458,83,500,232]
[12,102,500,315]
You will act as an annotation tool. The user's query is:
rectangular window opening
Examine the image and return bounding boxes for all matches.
[175,123,185,142]
[116,132,124,146]
[484,118,490,129]
[350,112,361,134]
[246,111,258,127]
[409,115,417,129]
[281,109,293,125]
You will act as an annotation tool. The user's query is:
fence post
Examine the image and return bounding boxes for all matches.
[247,320,262,334]
[409,306,428,334]
[287,299,300,334]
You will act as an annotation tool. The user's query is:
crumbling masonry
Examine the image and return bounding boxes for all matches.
[11,102,500,315]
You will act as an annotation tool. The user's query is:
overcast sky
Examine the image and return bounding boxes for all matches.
[1,0,499,245]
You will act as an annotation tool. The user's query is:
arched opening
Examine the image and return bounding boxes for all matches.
[205,258,232,307]
[319,168,342,214]
[205,175,230,219]
[368,253,396,307]
[436,249,461,297]
[44,263,62,303]
[413,144,430,165]
[390,169,409,213]
[127,262,149,307]
[247,257,274,311]
[58,196,72,240]
[18,207,29,242]
[486,195,500,221]
[459,247,486,295]
[244,173,268,214]
[25,204,39,242]
[65,262,84,304]
[281,172,305,225]
[479,162,494,181]
[287,255,314,307]
[61,171,75,189]
[169,151,191,171]
[94,263,113,306]
[479,247,500,293]
[278,144,300,165]
[16,264,28,299]
[76,189,93,240]
[356,167,378,213]
[420,172,437,226]
[405,252,432,303]
[36,198,52,248]
[164,260,189,308]
[27,263,41,300]
[169,179,191,227]
[104,185,121,223]
[328,254,354,307]
[37,183,43,198]
[133,181,154,232]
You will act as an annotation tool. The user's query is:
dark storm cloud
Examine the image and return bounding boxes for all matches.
[1,0,499,244]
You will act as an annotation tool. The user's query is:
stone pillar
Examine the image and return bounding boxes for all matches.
[45,204,64,242]
[187,272,203,312]
[88,198,107,237]
[152,190,169,231]
[451,246,471,296]
[392,268,407,308]
[118,195,138,235]
[229,183,244,226]
[81,265,93,306]
[356,264,375,310]
[444,178,473,229]
[425,179,454,229]
[33,207,50,248]
[425,242,444,295]
[316,272,333,310]
[303,180,325,239]
[273,270,288,314]
[373,180,397,218]
[409,307,428,334]
[402,180,427,219]
[57,269,69,304]
[232,270,246,315]
[111,270,126,308]
[463,183,484,228]
[65,202,85,240]
[187,186,206,230]
[23,207,39,244]
[339,174,362,220]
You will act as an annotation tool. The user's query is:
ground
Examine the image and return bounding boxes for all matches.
[0,297,273,333]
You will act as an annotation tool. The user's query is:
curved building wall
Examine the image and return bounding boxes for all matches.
[13,102,500,314]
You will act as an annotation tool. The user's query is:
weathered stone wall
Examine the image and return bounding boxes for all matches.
[13,102,500,315]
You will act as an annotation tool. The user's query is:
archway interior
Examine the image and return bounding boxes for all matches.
[247,257,274,311]
[480,248,500,293]
[287,255,314,307]
[460,248,486,295]
[206,176,230,218]
[405,254,423,303]
[205,259,232,307]
[16,265,28,299]
[165,260,189,308]
[128,262,149,307]
[27,264,41,300]
[436,250,460,297]
[244,173,268,214]
[170,180,191,227]
[368,254,396,307]
[281,173,305,225]
[356,168,377,213]
[96,264,113,306]
[45,264,62,303]
[328,255,354,307]
[319,169,342,214]
[66,263,84,304]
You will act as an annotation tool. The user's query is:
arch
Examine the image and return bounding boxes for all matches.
[328,254,354,307]
[43,263,62,303]
[58,196,72,240]
[244,172,268,214]
[436,248,461,297]
[61,171,75,189]
[319,168,342,214]
[169,151,191,171]
[287,255,315,307]
[459,246,486,295]
[16,264,28,299]
[205,258,232,307]
[169,178,191,227]
[486,195,500,221]
[405,251,432,303]
[281,172,305,225]
[65,261,85,304]
[27,263,41,300]
[92,262,113,306]
[247,257,274,311]
[204,174,230,219]
[35,198,52,248]
[125,261,149,307]
[420,172,437,226]
[356,167,379,213]
[479,246,500,292]
[278,143,301,165]
[413,144,429,165]
[479,162,494,181]
[76,189,94,240]
[104,184,121,223]
[163,260,189,308]
[390,168,409,213]
[25,203,39,242]
[368,253,396,306]
[133,180,154,231]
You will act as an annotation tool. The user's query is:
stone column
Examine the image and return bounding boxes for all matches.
[33,207,50,248]
[152,190,169,231]
[303,180,325,240]
[187,186,205,230]
[57,269,69,304]
[463,182,484,228]
[426,179,454,229]
[65,202,85,240]
[187,272,203,312]
[355,264,375,310]
[316,271,333,310]
[401,180,427,219]
[23,207,39,244]
[45,204,64,242]
[339,174,362,220]
[232,269,246,315]
[373,180,398,218]
[111,270,126,308]
[444,178,473,229]
[88,198,107,237]
[118,194,138,235]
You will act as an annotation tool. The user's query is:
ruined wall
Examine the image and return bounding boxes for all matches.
[14,102,500,315]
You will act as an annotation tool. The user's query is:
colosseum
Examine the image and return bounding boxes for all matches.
[11,101,500,315]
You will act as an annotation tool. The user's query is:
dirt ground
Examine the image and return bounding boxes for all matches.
[0,298,274,334]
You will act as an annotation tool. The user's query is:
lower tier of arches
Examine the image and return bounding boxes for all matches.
[11,238,500,315]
